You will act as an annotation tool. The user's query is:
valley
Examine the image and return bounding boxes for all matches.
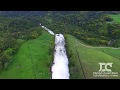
[0,11,120,79]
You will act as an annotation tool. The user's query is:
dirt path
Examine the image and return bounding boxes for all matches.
[75,40,120,50]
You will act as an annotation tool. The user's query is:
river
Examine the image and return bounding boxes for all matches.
[40,23,70,79]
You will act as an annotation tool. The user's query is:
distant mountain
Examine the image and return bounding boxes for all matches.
[0,11,120,17]
[0,11,48,17]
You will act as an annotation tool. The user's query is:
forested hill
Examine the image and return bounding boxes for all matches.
[0,11,119,17]
[38,11,120,47]
[1,11,120,47]
[0,11,120,71]
[0,11,48,17]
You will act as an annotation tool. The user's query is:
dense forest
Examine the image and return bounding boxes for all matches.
[38,11,120,47]
[0,14,45,70]
[0,11,120,70]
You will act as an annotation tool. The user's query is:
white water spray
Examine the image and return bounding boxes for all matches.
[40,23,70,79]
[51,34,70,79]
[40,23,54,35]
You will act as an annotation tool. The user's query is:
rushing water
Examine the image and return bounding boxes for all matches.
[40,24,70,79]
[52,34,70,79]
[40,23,54,35]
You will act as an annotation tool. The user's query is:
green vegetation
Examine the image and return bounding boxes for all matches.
[109,14,120,23]
[0,11,120,79]
[0,16,43,70]
[0,31,54,79]
[1,11,120,48]
[97,48,120,60]
[107,14,120,47]
[39,11,120,47]
[66,34,120,79]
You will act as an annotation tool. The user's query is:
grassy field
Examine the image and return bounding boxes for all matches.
[0,31,54,79]
[66,34,120,79]
[97,48,120,60]
[109,14,120,23]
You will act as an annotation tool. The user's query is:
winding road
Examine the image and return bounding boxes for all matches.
[76,40,120,50]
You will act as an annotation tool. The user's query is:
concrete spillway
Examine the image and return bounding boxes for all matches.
[40,23,69,79]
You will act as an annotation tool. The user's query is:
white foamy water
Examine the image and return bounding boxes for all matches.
[51,34,70,79]
[40,23,70,79]
[40,23,54,35]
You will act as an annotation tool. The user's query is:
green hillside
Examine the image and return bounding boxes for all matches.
[66,34,120,79]
[0,31,54,79]
[109,14,120,23]
[0,11,120,79]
